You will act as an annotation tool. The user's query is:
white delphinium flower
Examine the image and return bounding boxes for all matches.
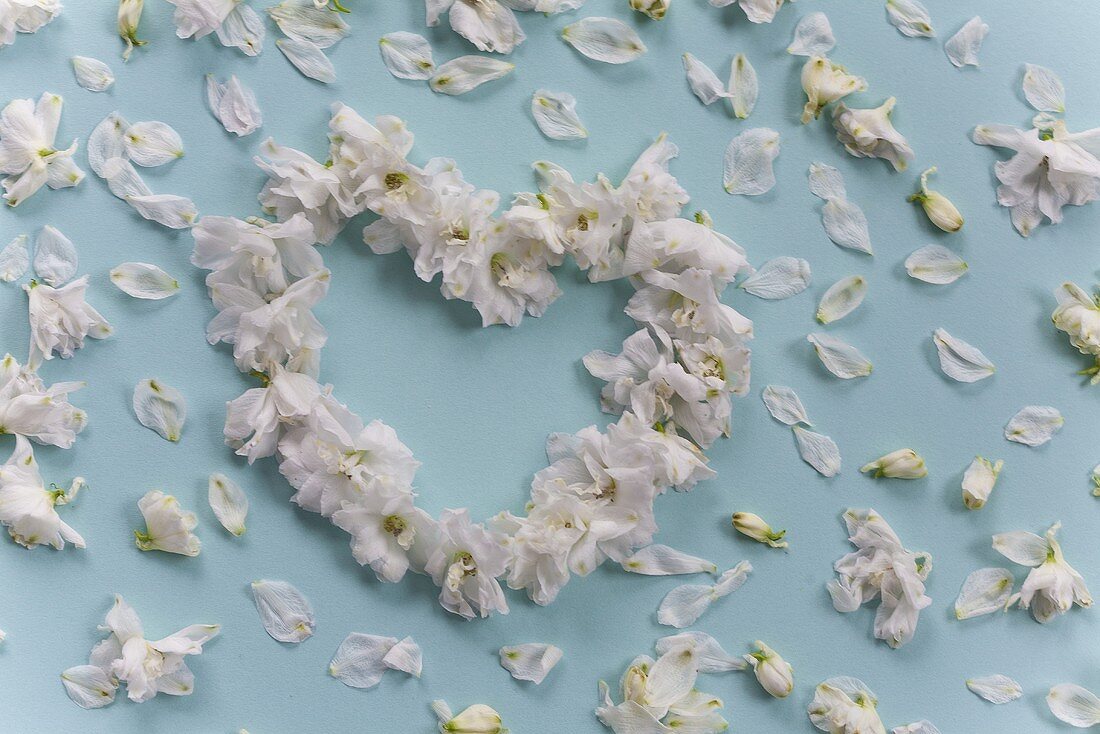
[255,139,359,245]
[972,120,1100,236]
[0,353,86,448]
[626,268,752,347]
[0,435,84,550]
[1052,282,1100,382]
[827,508,932,648]
[425,508,510,619]
[800,55,867,124]
[224,362,323,463]
[118,0,146,60]
[331,485,437,583]
[962,456,1003,510]
[192,213,321,294]
[860,449,927,479]
[621,218,747,286]
[732,512,787,548]
[0,92,84,207]
[134,490,201,556]
[0,0,61,48]
[808,676,886,734]
[744,641,793,698]
[617,134,690,226]
[832,97,915,172]
[610,411,716,492]
[993,521,1092,623]
[25,277,112,364]
[70,595,219,704]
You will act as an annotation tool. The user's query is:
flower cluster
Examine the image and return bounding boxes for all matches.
[0,0,60,49]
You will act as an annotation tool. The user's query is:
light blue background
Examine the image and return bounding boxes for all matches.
[1,1,1098,731]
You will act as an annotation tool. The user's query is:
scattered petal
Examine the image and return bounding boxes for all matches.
[728,53,758,119]
[621,544,717,576]
[72,57,115,92]
[561,17,647,64]
[124,121,184,167]
[1004,406,1063,446]
[808,162,846,200]
[32,226,77,286]
[808,333,872,378]
[277,38,336,84]
[0,235,30,282]
[905,244,967,284]
[893,722,941,734]
[268,1,349,48]
[657,561,752,628]
[379,31,435,80]
[1048,684,1100,728]
[429,56,514,95]
[816,275,867,324]
[251,579,315,643]
[102,156,151,199]
[789,12,835,56]
[499,643,563,684]
[206,75,263,137]
[723,127,779,195]
[531,90,587,140]
[886,0,934,38]
[1022,64,1065,114]
[382,637,422,678]
[955,567,1014,619]
[944,17,988,68]
[88,113,130,178]
[127,194,199,229]
[739,256,812,299]
[110,262,180,299]
[329,632,399,689]
[133,378,187,442]
[822,197,873,254]
[967,675,1023,705]
[656,631,747,673]
[682,53,729,105]
[762,385,812,426]
[932,328,995,383]
[208,473,249,536]
[793,426,841,477]
[215,3,266,57]
[61,665,117,709]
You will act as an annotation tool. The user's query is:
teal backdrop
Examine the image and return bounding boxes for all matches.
[1,1,1099,731]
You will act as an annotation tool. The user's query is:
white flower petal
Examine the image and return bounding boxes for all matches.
[816,275,867,324]
[329,632,399,689]
[124,121,184,167]
[904,244,967,284]
[1004,405,1063,447]
[215,4,265,57]
[429,56,514,95]
[72,57,115,92]
[268,1,349,48]
[992,531,1049,567]
[102,157,152,199]
[944,17,988,68]
[655,632,747,673]
[88,114,130,178]
[251,579,315,643]
[531,89,587,140]
[808,162,847,200]
[893,723,941,734]
[0,234,30,282]
[723,127,779,195]
[276,38,336,83]
[127,194,198,229]
[728,53,758,119]
[822,197,873,254]
[932,328,995,383]
[621,544,717,576]
[955,567,1014,619]
[962,456,1003,510]
[657,561,752,628]
[793,426,841,477]
[208,473,249,536]
[206,75,263,137]
[967,675,1023,705]
[682,52,729,105]
[134,491,200,555]
[1048,684,1100,728]
[1022,64,1065,114]
[110,262,180,299]
[808,333,872,379]
[379,32,435,80]
[61,665,117,709]
[133,378,187,442]
[739,257,811,299]
[382,636,422,678]
[789,12,835,56]
[762,385,812,426]
[32,226,78,287]
[561,17,647,64]
[499,643,563,684]
[886,0,934,38]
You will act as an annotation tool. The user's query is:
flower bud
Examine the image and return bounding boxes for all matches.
[630,0,671,20]
[117,0,146,61]
[909,167,963,232]
[860,449,927,479]
[744,641,794,698]
[962,456,1003,510]
[438,703,506,734]
[732,512,788,548]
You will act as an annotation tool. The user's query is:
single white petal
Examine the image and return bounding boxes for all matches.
[215,4,265,57]
[808,333,872,379]
[657,562,752,628]
[955,567,1015,619]
[561,17,647,64]
[762,385,812,426]
[932,328,995,382]
[61,665,117,709]
[251,579,315,643]
[382,637,422,678]
[429,56,514,95]
[789,12,835,56]
[268,1,349,48]
[808,162,847,200]
[739,257,811,299]
[904,244,968,284]
[72,57,115,92]
[127,194,198,229]
[1004,405,1063,447]
[531,89,587,140]
[208,472,249,536]
[124,121,184,167]
[893,723,941,734]
[728,53,758,119]
[1022,64,1065,114]
[33,225,77,286]
[276,38,336,83]
[992,531,1049,567]
[329,633,399,689]
[816,275,867,324]
[886,0,934,38]
[110,262,180,299]
[133,378,187,442]
[621,544,717,576]
[88,114,130,178]
[655,631,747,673]
[822,197,873,254]
[379,31,435,80]
[682,52,729,105]
[1049,684,1100,728]
[944,17,988,68]
[0,234,30,282]
[967,675,1023,705]
[793,426,841,476]
[499,643,563,684]
[723,127,780,195]
[102,157,152,199]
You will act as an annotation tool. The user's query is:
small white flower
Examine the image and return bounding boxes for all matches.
[732,512,787,548]
[817,275,867,324]
[861,449,927,479]
[1004,405,1063,447]
[250,579,315,643]
[808,333,872,379]
[1052,282,1100,382]
[0,353,87,448]
[744,641,793,698]
[499,643,563,684]
[909,167,963,231]
[531,89,587,140]
[110,262,180,299]
[425,508,510,619]
[944,17,988,68]
[833,97,915,172]
[808,676,887,734]
[739,256,811,300]
[727,53,757,119]
[25,276,112,363]
[621,544,717,576]
[134,490,201,556]
[208,473,248,536]
[993,521,1091,623]
[0,436,85,550]
[789,12,834,56]
[905,244,967,284]
[657,561,752,628]
[429,55,514,95]
[800,55,867,124]
[0,92,84,207]
[0,0,62,48]
[118,0,146,60]
[72,57,115,92]
[793,426,841,477]
[561,17,646,64]
[962,456,1003,510]
[885,0,934,38]
[954,567,1014,619]
[379,31,435,80]
[967,675,1022,705]
[1048,684,1100,728]
[723,127,779,195]
[132,378,187,442]
[709,0,786,24]
[206,75,263,137]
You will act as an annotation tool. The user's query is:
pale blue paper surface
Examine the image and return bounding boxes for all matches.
[1,1,1099,731]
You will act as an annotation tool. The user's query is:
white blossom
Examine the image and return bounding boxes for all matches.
[833,97,914,172]
[732,512,787,548]
[425,508,510,619]
[25,277,112,364]
[134,490,201,556]
[0,92,84,207]
[0,436,84,550]
[118,0,146,60]
[962,456,1003,510]
[0,354,86,448]
[993,522,1091,623]
[1052,282,1100,382]
[432,701,506,734]
[885,0,933,38]
[32,225,77,286]
[800,55,866,124]
[0,0,61,48]
[909,167,963,231]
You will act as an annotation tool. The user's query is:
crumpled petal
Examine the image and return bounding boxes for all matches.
[1048,684,1100,728]
[276,37,336,83]
[762,385,812,426]
[621,544,717,576]
[955,567,1014,619]
[215,3,265,57]
[886,0,934,38]
[61,665,118,709]
[655,631,747,672]
[657,562,752,628]
[1004,405,1063,446]
[32,225,77,286]
[382,636,422,678]
[822,197,873,254]
[789,12,835,56]
[967,675,1022,704]
[793,426,840,476]
[133,378,187,442]
[808,333,872,378]
[739,256,811,299]
[429,56,514,95]
[932,328,995,382]
[124,121,184,167]
[944,17,988,68]
[728,53,758,119]
[531,89,587,140]
[904,245,967,284]
[88,114,131,178]
[251,579,315,643]
[499,643,563,684]
[379,32,435,80]
[816,275,867,324]
[329,632,399,689]
[208,472,249,536]
[72,57,115,92]
[561,17,646,64]
[723,128,779,195]
[1022,64,1065,114]
[110,262,180,299]
[682,52,729,105]
[0,235,30,282]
